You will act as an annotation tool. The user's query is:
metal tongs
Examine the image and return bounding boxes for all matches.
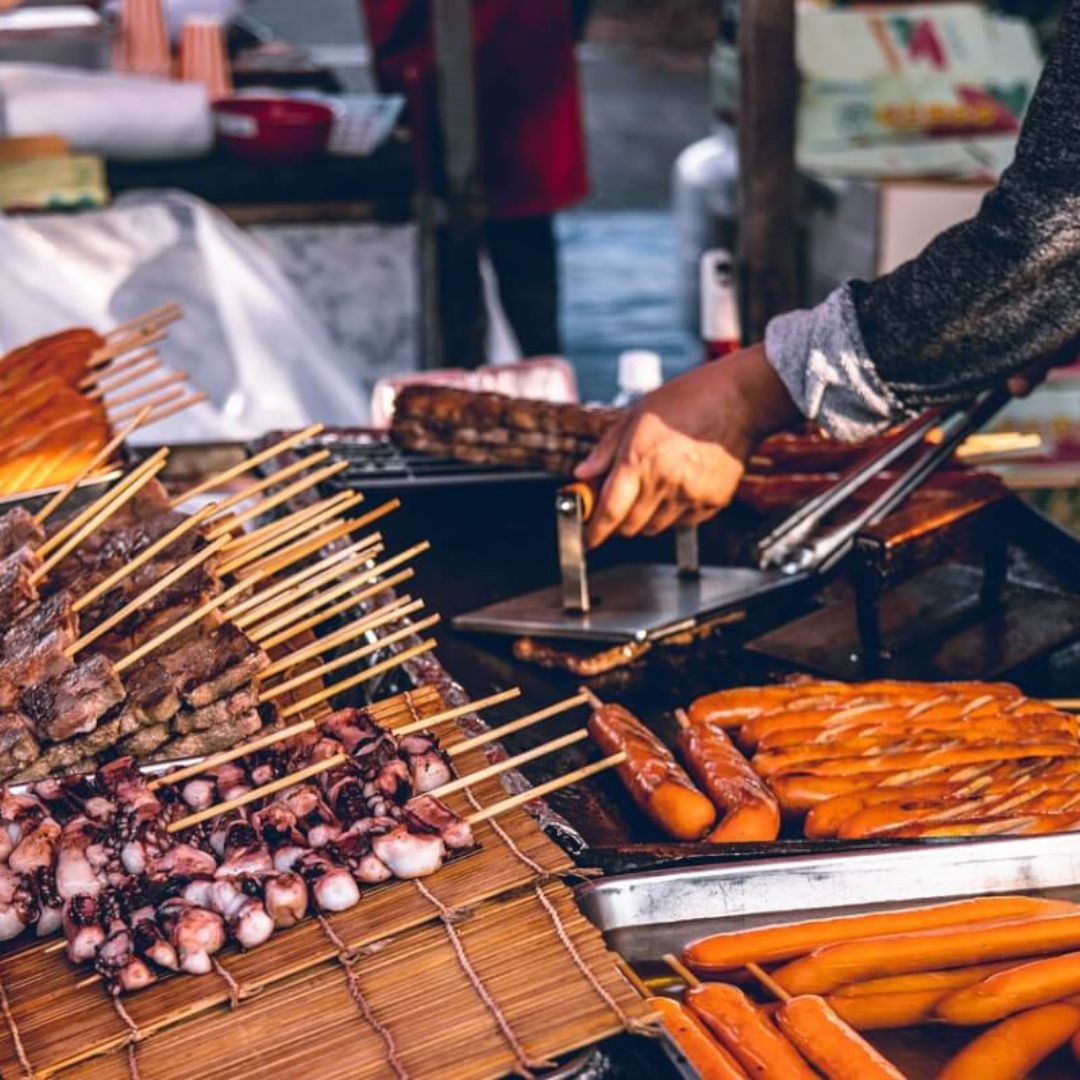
[756,385,1013,577]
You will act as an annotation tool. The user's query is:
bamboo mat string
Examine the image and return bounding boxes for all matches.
[211,958,242,1009]
[109,994,144,1080]
[0,965,33,1078]
[317,916,409,1080]
[413,880,551,1078]
[458,788,644,1034]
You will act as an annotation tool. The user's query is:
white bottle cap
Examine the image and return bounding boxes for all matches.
[617,350,663,395]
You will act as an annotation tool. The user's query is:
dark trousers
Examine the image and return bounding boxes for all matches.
[437,213,561,367]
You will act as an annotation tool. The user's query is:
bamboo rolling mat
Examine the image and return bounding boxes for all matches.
[0,685,653,1079]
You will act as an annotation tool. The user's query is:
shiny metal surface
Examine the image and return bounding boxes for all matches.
[557,487,590,614]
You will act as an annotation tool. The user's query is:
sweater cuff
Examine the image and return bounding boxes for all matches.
[763,284,905,441]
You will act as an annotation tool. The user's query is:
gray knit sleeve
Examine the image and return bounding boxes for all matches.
[764,0,1080,437]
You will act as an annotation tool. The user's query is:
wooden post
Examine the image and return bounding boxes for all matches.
[738,0,799,342]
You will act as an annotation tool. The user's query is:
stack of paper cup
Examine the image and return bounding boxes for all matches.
[178,19,232,102]
[117,0,171,79]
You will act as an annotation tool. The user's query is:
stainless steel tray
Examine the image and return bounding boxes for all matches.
[578,837,1080,1079]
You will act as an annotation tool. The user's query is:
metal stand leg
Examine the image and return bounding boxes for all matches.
[853,559,887,675]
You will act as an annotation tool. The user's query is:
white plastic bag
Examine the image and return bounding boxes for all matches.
[0,190,370,442]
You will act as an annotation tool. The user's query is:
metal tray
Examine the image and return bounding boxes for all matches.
[578,836,1080,1079]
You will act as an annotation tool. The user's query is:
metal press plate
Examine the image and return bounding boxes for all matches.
[453,562,809,643]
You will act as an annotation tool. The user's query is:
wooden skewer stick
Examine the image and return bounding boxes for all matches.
[82,350,160,393]
[68,533,228,652]
[1051,700,1080,711]
[105,302,182,340]
[226,535,381,621]
[218,494,359,571]
[31,452,169,581]
[205,460,351,540]
[233,544,386,632]
[72,500,222,614]
[135,391,209,429]
[100,370,189,410]
[67,535,231,656]
[36,444,166,557]
[445,693,590,757]
[279,638,438,719]
[390,687,522,735]
[89,326,168,369]
[428,728,589,800]
[226,498,397,583]
[614,957,651,999]
[262,614,440,702]
[256,568,416,650]
[465,751,627,825]
[167,753,349,833]
[260,596,421,677]
[663,954,702,990]
[109,383,185,423]
[246,543,430,642]
[170,423,325,508]
[151,683,521,792]
[113,568,271,675]
[746,962,792,1003]
[203,450,332,526]
[32,407,151,525]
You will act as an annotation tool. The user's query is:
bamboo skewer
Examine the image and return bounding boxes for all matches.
[225,535,381,621]
[230,541,385,629]
[227,497,398,578]
[150,684,522,792]
[31,452,169,581]
[66,535,231,656]
[167,753,349,833]
[72,500,222,614]
[99,370,189,410]
[201,450,331,523]
[428,729,590,801]
[446,693,591,757]
[465,751,627,825]
[89,326,169,368]
[106,302,182,339]
[36,446,167,558]
[256,567,416,649]
[245,545,428,643]
[614,957,651,999]
[261,614,440,702]
[113,569,271,675]
[217,492,357,562]
[663,954,701,989]
[32,407,151,525]
[138,390,209,427]
[205,460,352,540]
[279,638,438,719]
[84,354,161,396]
[1052,700,1080,711]
[390,687,522,735]
[109,383,185,422]
[259,596,421,677]
[170,423,324,507]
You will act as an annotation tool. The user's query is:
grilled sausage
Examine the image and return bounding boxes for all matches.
[587,702,716,841]
[675,714,780,843]
[649,996,749,1079]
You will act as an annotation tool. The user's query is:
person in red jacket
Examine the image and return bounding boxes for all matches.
[362,0,590,365]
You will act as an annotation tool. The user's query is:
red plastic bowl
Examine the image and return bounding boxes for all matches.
[213,97,335,165]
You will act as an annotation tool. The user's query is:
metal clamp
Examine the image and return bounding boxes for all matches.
[556,486,590,613]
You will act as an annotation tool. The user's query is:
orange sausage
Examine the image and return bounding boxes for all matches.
[936,950,1080,1025]
[831,962,1019,999]
[826,988,948,1031]
[803,783,965,839]
[648,996,749,1078]
[760,742,1080,779]
[687,683,851,728]
[685,983,817,1079]
[682,897,1074,974]
[774,994,906,1078]
[773,912,1080,996]
[587,703,716,840]
[882,813,1080,839]
[937,1002,1080,1080]
[675,718,780,842]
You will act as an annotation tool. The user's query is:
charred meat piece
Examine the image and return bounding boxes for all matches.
[122,660,182,726]
[117,722,172,758]
[172,685,260,736]
[0,547,40,623]
[3,591,77,659]
[148,709,262,762]
[0,711,40,780]
[11,715,123,783]
[0,506,45,559]
[22,655,124,742]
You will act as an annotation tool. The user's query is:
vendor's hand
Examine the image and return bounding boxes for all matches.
[575,343,800,548]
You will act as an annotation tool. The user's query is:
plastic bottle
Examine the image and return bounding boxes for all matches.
[613,350,663,406]
[700,248,742,360]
